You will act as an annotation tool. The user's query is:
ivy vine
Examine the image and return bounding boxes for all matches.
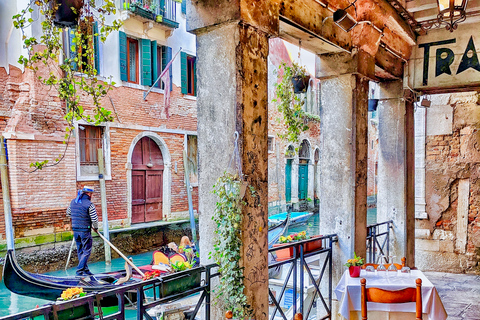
[211,172,255,319]
[273,61,320,146]
[12,0,122,170]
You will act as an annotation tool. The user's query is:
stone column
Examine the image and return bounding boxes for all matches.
[316,50,370,283]
[376,81,412,263]
[189,2,275,317]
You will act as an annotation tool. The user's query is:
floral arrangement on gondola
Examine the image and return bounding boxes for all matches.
[59,287,86,301]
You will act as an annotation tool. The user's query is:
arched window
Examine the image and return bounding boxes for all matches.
[298,139,310,160]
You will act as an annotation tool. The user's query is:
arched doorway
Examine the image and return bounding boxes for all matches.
[298,139,310,200]
[131,136,164,223]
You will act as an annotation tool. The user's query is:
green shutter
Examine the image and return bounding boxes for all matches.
[285,159,292,203]
[193,56,197,96]
[151,41,158,88]
[160,0,165,15]
[166,46,173,91]
[141,39,152,86]
[119,31,127,81]
[68,28,77,71]
[161,46,167,90]
[93,22,100,75]
[181,0,186,14]
[181,52,187,94]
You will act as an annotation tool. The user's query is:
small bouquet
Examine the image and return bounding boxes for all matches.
[60,287,86,301]
[143,270,163,281]
[279,231,307,243]
[171,260,191,272]
[344,252,365,267]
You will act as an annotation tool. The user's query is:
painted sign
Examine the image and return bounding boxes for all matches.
[406,23,480,91]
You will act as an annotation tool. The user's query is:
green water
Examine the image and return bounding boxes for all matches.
[285,208,377,237]
[0,251,154,317]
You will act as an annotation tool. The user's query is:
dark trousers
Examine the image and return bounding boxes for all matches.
[73,230,93,276]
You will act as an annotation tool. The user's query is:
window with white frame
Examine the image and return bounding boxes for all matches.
[76,124,111,180]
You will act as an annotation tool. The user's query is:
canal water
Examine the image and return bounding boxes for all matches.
[0,251,154,317]
[0,209,377,317]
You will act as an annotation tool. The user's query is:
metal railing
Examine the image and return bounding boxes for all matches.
[0,264,219,320]
[121,0,177,22]
[268,234,338,320]
[366,220,393,264]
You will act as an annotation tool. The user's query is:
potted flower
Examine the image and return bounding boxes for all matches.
[345,252,365,278]
[274,231,323,261]
[291,63,310,94]
[51,287,91,320]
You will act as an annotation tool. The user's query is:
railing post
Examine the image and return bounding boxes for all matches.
[299,244,304,315]
[206,266,211,320]
[329,236,333,317]
[293,245,297,316]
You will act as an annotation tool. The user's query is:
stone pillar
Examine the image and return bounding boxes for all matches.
[376,81,411,263]
[189,1,275,316]
[316,50,370,283]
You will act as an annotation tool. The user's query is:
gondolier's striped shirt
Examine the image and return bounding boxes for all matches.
[67,204,99,229]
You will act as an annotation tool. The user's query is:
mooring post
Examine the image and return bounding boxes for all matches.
[0,136,14,250]
[98,148,111,264]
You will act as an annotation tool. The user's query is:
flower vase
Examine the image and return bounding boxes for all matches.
[349,265,361,278]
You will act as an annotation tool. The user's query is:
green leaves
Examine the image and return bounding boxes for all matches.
[211,172,254,318]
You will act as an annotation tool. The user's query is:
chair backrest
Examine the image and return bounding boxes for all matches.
[360,277,422,320]
[153,251,169,265]
[361,257,406,270]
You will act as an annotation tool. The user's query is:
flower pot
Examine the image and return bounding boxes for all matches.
[48,303,91,320]
[349,266,361,278]
[292,75,310,93]
[273,243,293,261]
[156,14,163,23]
[52,0,83,27]
[158,266,202,298]
[304,236,322,253]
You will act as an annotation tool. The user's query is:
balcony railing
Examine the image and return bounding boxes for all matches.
[366,220,393,264]
[269,234,338,320]
[121,0,178,28]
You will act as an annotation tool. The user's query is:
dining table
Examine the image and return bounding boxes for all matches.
[334,269,447,320]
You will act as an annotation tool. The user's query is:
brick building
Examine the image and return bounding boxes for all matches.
[0,0,198,259]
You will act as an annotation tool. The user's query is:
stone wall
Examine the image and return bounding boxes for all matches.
[415,92,480,273]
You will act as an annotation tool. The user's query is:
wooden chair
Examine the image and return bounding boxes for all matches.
[360,277,422,320]
[361,257,406,270]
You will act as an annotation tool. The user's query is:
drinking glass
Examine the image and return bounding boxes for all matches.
[387,255,398,273]
[376,255,387,272]
[400,266,411,276]
[365,265,375,276]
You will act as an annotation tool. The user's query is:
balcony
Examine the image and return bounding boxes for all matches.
[121,0,179,30]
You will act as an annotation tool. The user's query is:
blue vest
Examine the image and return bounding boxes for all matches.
[70,194,92,232]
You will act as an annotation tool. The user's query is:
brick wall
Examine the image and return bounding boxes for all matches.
[416,92,480,273]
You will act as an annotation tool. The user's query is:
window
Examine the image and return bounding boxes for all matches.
[268,136,274,153]
[76,124,111,180]
[127,37,139,83]
[181,52,196,96]
[119,32,172,88]
[64,21,100,74]
[79,125,103,165]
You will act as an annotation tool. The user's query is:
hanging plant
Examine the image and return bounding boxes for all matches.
[12,0,122,170]
[211,172,255,319]
[273,61,320,146]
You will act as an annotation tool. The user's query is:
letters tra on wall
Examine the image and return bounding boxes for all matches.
[406,23,480,91]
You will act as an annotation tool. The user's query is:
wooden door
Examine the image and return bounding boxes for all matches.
[298,162,308,200]
[131,137,164,223]
[285,159,292,203]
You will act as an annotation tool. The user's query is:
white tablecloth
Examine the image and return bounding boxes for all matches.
[334,269,447,320]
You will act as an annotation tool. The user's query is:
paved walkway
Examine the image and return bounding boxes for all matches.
[424,271,480,320]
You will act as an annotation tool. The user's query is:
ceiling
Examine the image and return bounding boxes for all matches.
[393,0,480,34]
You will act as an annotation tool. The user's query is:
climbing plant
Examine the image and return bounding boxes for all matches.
[211,172,255,319]
[12,0,122,170]
[273,61,320,146]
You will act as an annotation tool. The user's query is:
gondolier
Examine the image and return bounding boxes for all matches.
[67,186,99,276]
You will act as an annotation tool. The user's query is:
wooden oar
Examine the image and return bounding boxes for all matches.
[94,229,145,277]
[65,238,76,270]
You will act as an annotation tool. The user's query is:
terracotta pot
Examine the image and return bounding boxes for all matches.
[304,236,322,253]
[349,265,361,278]
[272,243,293,261]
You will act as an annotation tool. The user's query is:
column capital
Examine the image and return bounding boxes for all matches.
[316,49,375,80]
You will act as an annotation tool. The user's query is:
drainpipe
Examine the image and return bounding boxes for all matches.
[98,148,111,264]
[0,136,14,250]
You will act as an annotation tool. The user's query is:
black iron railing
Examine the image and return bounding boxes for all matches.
[366,220,393,264]
[268,234,338,320]
[0,264,219,320]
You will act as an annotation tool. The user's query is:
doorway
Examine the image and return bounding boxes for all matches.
[132,136,164,223]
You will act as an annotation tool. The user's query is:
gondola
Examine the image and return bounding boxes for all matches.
[2,249,147,306]
[267,211,290,248]
[268,211,313,228]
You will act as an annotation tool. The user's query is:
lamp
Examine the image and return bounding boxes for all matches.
[437,0,469,32]
[333,0,358,32]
